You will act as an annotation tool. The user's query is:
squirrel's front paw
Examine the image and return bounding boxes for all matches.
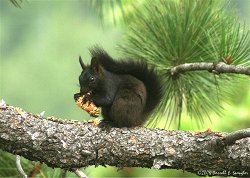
[83,94,93,103]
[74,93,82,101]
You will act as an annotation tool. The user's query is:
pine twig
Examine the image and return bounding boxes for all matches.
[16,155,28,178]
[31,163,43,178]
[74,169,88,178]
[170,62,250,76]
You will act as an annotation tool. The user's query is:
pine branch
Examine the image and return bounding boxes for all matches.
[118,0,250,128]
[217,128,250,146]
[9,0,22,8]
[170,61,250,76]
[0,103,249,176]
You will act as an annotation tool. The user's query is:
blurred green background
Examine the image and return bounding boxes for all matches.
[0,0,124,120]
[0,0,249,177]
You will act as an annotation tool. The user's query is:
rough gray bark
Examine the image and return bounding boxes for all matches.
[0,104,250,177]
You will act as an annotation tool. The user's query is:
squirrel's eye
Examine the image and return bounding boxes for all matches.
[89,76,95,82]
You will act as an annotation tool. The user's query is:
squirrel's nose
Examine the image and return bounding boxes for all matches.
[80,87,90,94]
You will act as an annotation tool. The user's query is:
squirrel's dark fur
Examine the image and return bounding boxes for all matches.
[75,47,162,127]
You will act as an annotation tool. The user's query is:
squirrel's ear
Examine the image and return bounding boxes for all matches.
[79,56,86,70]
[91,57,103,74]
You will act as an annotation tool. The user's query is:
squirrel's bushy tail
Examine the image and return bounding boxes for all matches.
[90,47,162,116]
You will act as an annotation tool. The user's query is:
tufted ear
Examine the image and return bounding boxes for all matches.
[90,57,103,74]
[79,56,86,70]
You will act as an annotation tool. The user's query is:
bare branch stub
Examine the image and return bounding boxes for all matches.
[0,104,250,176]
[217,128,250,146]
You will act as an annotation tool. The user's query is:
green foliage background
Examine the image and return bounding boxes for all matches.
[0,0,249,177]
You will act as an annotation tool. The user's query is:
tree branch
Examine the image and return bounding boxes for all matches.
[0,103,249,177]
[217,128,250,146]
[169,62,250,76]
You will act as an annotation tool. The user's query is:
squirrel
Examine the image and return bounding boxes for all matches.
[74,47,162,127]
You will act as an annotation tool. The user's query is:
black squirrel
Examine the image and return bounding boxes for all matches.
[74,47,162,127]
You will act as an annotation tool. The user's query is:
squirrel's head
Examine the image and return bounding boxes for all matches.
[78,56,105,94]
